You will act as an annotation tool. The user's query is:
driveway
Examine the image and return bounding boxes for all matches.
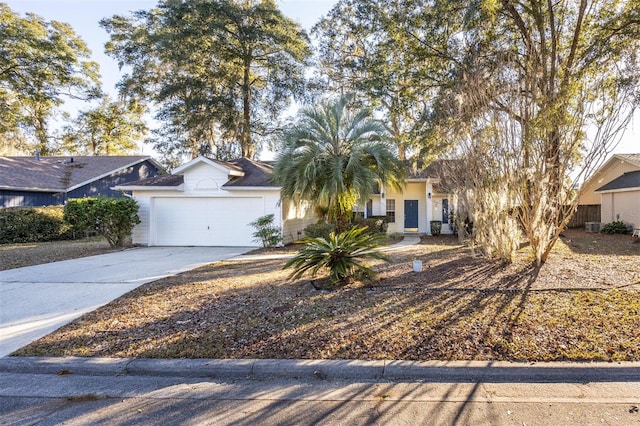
[0,246,251,357]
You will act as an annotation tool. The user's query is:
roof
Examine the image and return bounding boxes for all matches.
[118,174,184,188]
[172,156,244,176]
[0,156,157,192]
[581,153,640,190]
[116,156,275,189]
[223,157,275,188]
[407,160,453,180]
[595,170,640,192]
[616,154,640,168]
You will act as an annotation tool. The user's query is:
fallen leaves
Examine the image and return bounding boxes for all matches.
[12,230,640,362]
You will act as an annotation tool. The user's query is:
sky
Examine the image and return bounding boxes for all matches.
[4,0,638,157]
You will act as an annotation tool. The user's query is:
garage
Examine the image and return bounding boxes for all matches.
[151,197,263,246]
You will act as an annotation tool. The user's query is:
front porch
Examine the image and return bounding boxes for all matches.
[358,180,454,236]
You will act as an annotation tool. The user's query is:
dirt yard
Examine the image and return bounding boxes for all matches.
[13,229,640,362]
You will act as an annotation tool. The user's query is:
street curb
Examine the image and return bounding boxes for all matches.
[2,357,640,382]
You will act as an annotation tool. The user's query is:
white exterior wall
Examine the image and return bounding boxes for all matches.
[600,190,640,228]
[182,162,231,192]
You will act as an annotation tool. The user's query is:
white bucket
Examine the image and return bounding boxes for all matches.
[413,260,422,272]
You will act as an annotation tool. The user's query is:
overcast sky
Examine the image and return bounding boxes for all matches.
[4,0,637,155]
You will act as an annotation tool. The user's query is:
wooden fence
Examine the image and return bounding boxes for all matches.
[566,204,601,229]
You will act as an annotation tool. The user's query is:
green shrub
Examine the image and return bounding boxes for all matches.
[65,197,140,247]
[304,221,336,240]
[249,214,282,248]
[353,216,388,234]
[0,206,76,243]
[284,226,391,287]
[601,220,628,234]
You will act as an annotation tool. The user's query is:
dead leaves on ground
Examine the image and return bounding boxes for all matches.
[14,230,640,361]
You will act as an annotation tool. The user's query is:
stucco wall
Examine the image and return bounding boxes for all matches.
[600,190,640,228]
[386,182,428,234]
[281,199,317,244]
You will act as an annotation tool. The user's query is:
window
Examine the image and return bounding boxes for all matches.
[442,198,449,224]
[386,199,396,223]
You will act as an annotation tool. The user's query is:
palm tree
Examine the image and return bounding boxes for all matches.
[273,95,406,232]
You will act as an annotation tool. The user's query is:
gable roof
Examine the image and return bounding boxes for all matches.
[115,156,275,190]
[172,156,244,176]
[0,156,158,193]
[582,153,640,190]
[223,157,276,188]
[615,154,640,168]
[116,174,184,189]
[596,170,640,192]
[407,160,454,180]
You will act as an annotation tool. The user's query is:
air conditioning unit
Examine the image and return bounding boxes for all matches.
[585,222,601,233]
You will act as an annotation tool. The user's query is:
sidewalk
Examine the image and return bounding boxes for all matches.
[2,357,639,425]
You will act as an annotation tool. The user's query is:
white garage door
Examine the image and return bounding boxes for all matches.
[152,197,263,246]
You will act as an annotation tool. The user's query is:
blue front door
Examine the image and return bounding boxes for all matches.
[404,200,419,230]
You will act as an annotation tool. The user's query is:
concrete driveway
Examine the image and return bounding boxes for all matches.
[0,246,251,357]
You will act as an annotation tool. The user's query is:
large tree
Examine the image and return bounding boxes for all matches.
[273,95,406,232]
[433,0,640,266]
[61,95,147,156]
[101,0,312,161]
[313,0,454,162]
[0,3,100,154]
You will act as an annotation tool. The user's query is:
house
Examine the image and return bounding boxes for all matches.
[357,160,454,235]
[579,153,640,229]
[0,155,164,208]
[595,169,640,228]
[115,156,454,247]
[113,156,316,247]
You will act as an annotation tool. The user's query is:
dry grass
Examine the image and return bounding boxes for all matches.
[13,229,640,361]
[0,237,120,271]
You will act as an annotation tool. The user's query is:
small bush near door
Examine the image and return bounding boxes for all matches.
[304,222,335,240]
[249,214,282,248]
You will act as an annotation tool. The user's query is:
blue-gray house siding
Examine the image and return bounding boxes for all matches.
[0,160,162,208]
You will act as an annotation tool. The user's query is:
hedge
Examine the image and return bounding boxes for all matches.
[0,206,77,244]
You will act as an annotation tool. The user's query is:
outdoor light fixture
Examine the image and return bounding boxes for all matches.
[428,192,431,199]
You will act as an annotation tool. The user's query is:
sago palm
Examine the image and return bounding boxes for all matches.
[272,95,405,231]
[284,227,390,287]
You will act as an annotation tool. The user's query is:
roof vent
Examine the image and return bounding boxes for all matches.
[35,152,40,161]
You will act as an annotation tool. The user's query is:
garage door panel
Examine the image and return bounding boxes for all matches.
[152,197,263,246]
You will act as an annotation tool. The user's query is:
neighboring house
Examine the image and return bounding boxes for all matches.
[113,156,316,247]
[595,169,640,228]
[0,155,164,208]
[578,153,640,229]
[356,160,454,235]
[115,156,454,247]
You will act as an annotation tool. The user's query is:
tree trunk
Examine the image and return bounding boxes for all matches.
[241,50,253,158]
